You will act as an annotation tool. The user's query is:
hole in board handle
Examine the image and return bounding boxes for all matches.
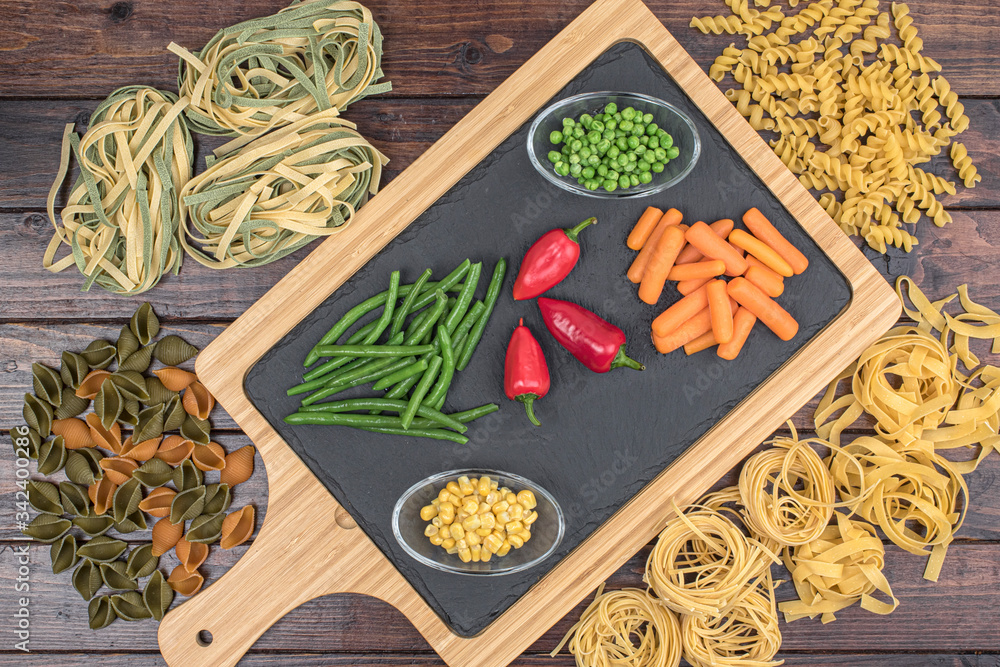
[196,630,213,647]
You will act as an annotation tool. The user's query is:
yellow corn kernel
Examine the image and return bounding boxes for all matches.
[476,527,492,537]
[429,534,445,546]
[455,538,469,551]
[462,498,479,515]
[431,516,443,528]
[496,511,511,525]
[496,540,512,557]
[508,534,524,549]
[478,502,492,515]
[447,492,464,506]
[457,476,474,495]
[492,500,510,514]
[439,502,455,524]
[442,524,455,539]
[478,476,492,496]
[480,513,496,531]
[450,523,466,541]
[458,548,472,563]
[505,492,517,504]
[518,529,532,542]
[484,490,501,505]
[499,487,511,497]
[484,533,504,553]
[442,538,456,550]
[491,480,499,490]
[466,531,481,547]
[431,497,440,506]
[468,476,479,489]
[517,490,537,510]
[492,529,507,541]
[471,545,482,562]
[447,546,460,555]
[420,505,438,521]
[462,514,482,532]
[437,488,451,503]
[446,481,462,497]
[508,503,524,521]
[424,524,438,537]
[455,510,469,524]
[523,510,538,526]
[505,520,524,534]
[481,549,492,562]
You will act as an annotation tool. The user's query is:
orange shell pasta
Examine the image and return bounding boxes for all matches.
[86,413,123,453]
[99,456,138,485]
[192,442,226,472]
[154,367,198,392]
[151,516,185,556]
[88,477,117,515]
[220,445,255,487]
[175,535,210,572]
[155,435,195,466]
[220,506,255,549]
[182,381,215,420]
[76,370,111,399]
[52,418,95,449]
[139,487,177,518]
[167,564,204,596]
[120,435,162,462]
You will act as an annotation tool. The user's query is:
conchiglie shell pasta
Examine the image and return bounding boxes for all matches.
[167,565,204,597]
[88,477,117,515]
[99,456,138,485]
[138,487,176,518]
[155,435,194,466]
[76,370,112,399]
[154,367,198,392]
[192,442,226,472]
[86,413,122,453]
[175,536,209,572]
[220,445,255,487]
[220,506,255,549]
[120,435,161,462]
[52,418,95,449]
[151,516,184,557]
[182,381,215,420]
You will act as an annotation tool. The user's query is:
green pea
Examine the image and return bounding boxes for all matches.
[586,130,600,145]
[666,146,680,159]
[581,166,595,179]
[596,139,611,154]
[661,134,674,148]
[651,161,665,173]
[639,171,653,184]
[591,120,605,133]
[580,113,593,128]
[627,136,640,149]
[570,139,582,152]
[619,175,630,188]
[639,135,650,146]
[579,145,592,158]
[568,153,580,165]
[603,129,615,141]
[619,119,633,132]
[562,117,574,128]
[607,170,620,181]
[549,130,563,144]
[577,176,585,185]
[587,180,600,191]
[588,155,601,167]
[626,151,637,162]
[607,146,620,159]
[630,174,640,186]
[648,136,660,149]
[654,147,667,161]
[597,164,608,177]
[646,123,658,135]
[616,153,628,167]
[614,129,626,139]
[572,127,585,139]
[613,112,622,121]
[657,128,669,139]
[561,143,572,155]
[637,159,651,172]
[616,137,628,150]
[621,107,636,121]
[547,150,561,163]
[604,102,617,115]
[603,179,617,192]
[631,124,645,137]
[606,120,618,132]
[634,145,647,156]
[569,162,583,177]
[624,161,637,173]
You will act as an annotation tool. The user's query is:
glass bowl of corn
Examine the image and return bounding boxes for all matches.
[392,468,565,576]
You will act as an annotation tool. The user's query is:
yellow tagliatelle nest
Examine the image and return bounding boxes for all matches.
[551,584,683,667]
[680,580,783,667]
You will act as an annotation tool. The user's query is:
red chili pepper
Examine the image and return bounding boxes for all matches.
[512,217,597,300]
[538,297,645,373]
[504,318,550,426]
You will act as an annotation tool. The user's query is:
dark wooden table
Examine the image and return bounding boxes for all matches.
[1,0,999,665]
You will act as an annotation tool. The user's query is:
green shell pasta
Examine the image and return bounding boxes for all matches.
[74,560,104,601]
[111,590,152,621]
[50,534,80,574]
[94,380,123,430]
[81,340,116,370]
[143,570,174,620]
[153,335,199,366]
[134,404,165,442]
[133,458,174,488]
[170,485,207,524]
[203,483,232,516]
[163,395,188,431]
[59,481,92,517]
[65,448,105,485]
[100,561,139,591]
[129,302,160,345]
[76,536,128,563]
[180,414,211,445]
[145,376,179,405]
[54,392,90,420]
[22,513,72,543]
[60,351,90,389]
[119,398,141,426]
[114,509,148,533]
[126,544,159,579]
[32,362,64,407]
[27,479,63,514]
[116,325,140,365]
[172,459,204,492]
[38,435,68,475]
[23,393,53,438]
[119,344,154,373]
[73,513,115,537]
[109,370,151,402]
[88,595,117,629]
[112,478,143,524]
[186,512,225,544]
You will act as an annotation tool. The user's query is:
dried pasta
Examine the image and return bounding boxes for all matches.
[680,582,782,667]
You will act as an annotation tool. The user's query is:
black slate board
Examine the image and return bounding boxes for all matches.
[245,42,851,637]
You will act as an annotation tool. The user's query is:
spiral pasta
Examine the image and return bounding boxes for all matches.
[950,142,981,188]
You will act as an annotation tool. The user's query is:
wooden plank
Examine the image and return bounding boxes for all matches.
[4,540,1000,653]
[1,98,996,212]
[0,0,996,98]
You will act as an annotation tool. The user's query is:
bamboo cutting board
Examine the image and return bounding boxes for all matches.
[158,0,901,664]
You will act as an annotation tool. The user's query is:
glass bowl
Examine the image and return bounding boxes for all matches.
[392,468,565,576]
[527,91,701,199]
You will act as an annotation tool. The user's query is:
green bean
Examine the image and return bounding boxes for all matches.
[449,403,500,423]
[301,356,406,406]
[443,262,481,335]
[353,425,468,444]
[451,301,485,356]
[323,336,406,387]
[424,326,455,410]
[285,412,414,428]
[456,258,506,371]
[346,319,380,345]
[404,289,447,345]
[295,398,466,432]
[363,270,399,345]
[401,355,442,430]
[313,344,435,358]
[372,358,428,391]
[390,268,431,338]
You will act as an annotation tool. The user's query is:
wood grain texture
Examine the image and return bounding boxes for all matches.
[0,0,996,98]
[164,1,899,665]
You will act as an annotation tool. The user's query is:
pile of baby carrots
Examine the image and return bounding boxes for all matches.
[626,206,808,359]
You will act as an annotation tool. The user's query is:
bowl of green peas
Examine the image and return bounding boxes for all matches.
[527,91,701,197]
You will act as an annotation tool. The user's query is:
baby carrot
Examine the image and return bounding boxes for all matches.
[744,264,784,298]
[639,225,686,304]
[742,207,809,274]
[727,277,798,341]
[627,208,683,283]
[717,307,757,360]
[675,219,735,265]
[677,277,712,295]
[685,221,748,276]
[651,284,710,337]
[728,229,794,278]
[668,259,725,282]
[627,206,664,250]
[652,309,712,354]
[707,280,734,345]
[684,330,718,355]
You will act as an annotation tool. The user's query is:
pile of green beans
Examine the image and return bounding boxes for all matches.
[284,258,506,444]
